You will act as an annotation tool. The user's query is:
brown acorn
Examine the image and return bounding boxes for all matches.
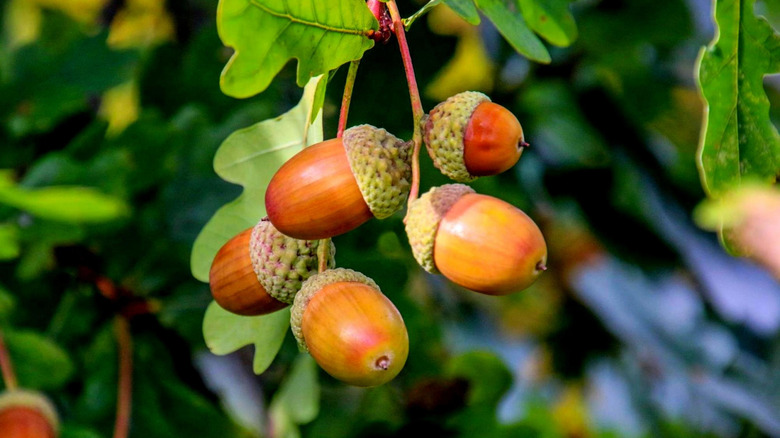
[265,125,412,240]
[405,184,547,295]
[423,91,525,182]
[0,390,59,438]
[209,217,334,315]
[290,268,409,387]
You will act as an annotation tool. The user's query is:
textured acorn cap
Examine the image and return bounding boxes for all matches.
[0,390,59,434]
[249,218,335,304]
[291,268,380,351]
[343,125,412,219]
[423,91,490,182]
[405,184,475,273]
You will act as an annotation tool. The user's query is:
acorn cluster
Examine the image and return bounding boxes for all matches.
[209,92,547,387]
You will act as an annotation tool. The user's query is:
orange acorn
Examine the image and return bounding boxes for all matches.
[209,218,334,315]
[265,125,412,240]
[290,269,409,387]
[423,91,525,182]
[0,390,59,438]
[405,184,547,295]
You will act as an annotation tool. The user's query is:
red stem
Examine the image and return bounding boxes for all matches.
[386,1,425,212]
[0,327,17,391]
[113,316,133,438]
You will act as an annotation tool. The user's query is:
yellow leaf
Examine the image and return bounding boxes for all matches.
[552,384,592,437]
[99,81,139,136]
[4,0,42,49]
[425,31,495,101]
[33,0,107,25]
[107,0,175,49]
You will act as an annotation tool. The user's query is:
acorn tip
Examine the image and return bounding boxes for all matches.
[536,261,547,272]
[375,356,390,370]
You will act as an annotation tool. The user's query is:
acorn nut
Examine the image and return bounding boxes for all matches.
[423,91,525,182]
[209,217,335,315]
[0,390,59,438]
[266,125,412,240]
[406,184,547,295]
[291,268,409,387]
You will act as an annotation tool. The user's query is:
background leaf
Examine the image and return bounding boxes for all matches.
[202,302,291,374]
[444,0,481,25]
[270,354,320,424]
[0,184,129,224]
[217,0,376,98]
[3,329,74,390]
[190,76,324,283]
[697,0,780,197]
[518,0,577,47]
[475,0,551,63]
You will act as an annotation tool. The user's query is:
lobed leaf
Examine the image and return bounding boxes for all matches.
[696,0,780,197]
[202,302,291,375]
[190,76,324,283]
[218,0,376,98]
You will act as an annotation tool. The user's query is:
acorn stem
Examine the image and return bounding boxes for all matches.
[113,316,133,438]
[0,327,17,391]
[337,60,360,138]
[387,0,425,212]
[317,238,331,273]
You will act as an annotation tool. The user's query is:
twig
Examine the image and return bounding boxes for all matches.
[0,327,17,391]
[386,0,425,214]
[113,316,133,438]
[337,60,360,138]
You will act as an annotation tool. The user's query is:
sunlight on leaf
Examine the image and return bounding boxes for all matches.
[99,81,140,137]
[0,183,129,224]
[218,0,376,98]
[107,0,175,49]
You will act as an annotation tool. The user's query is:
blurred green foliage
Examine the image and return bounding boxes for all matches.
[0,0,778,437]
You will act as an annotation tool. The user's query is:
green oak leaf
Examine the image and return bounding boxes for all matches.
[0,173,129,224]
[203,302,291,374]
[518,0,577,47]
[696,0,780,197]
[190,76,324,283]
[445,0,481,25]
[4,329,74,390]
[218,0,376,98]
[475,0,551,63]
[0,223,19,260]
[270,354,320,424]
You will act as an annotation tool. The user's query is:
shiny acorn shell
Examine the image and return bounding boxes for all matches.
[423,91,524,182]
[0,390,58,438]
[291,268,409,387]
[406,184,547,295]
[209,219,334,315]
[265,125,411,240]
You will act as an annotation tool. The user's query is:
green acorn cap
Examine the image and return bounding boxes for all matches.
[249,218,335,304]
[290,268,380,351]
[343,125,412,219]
[405,184,475,273]
[0,389,59,434]
[423,91,490,182]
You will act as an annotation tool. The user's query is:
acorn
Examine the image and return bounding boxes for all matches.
[265,125,412,240]
[209,217,335,315]
[405,184,547,295]
[0,390,59,438]
[423,91,525,182]
[291,268,409,387]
